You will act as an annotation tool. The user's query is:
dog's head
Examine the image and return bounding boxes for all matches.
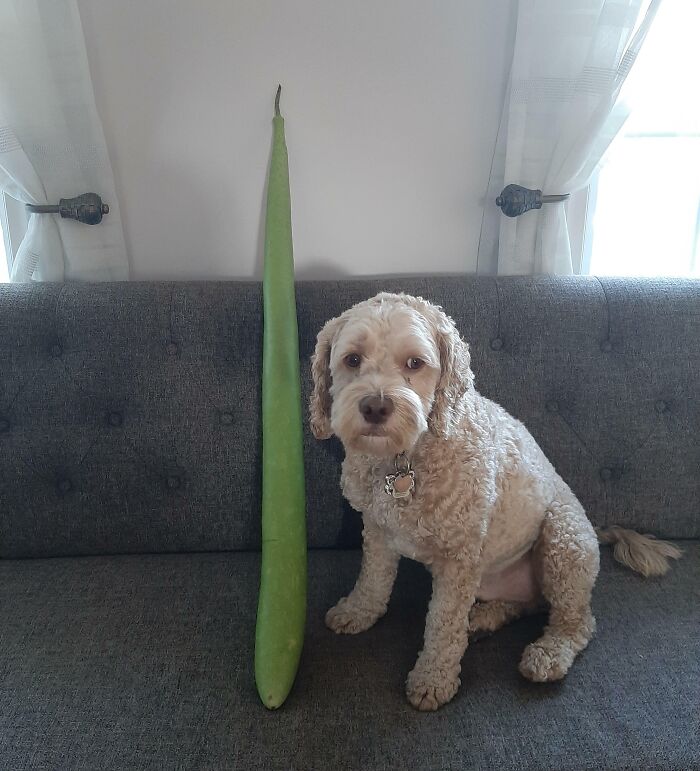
[310,293,473,457]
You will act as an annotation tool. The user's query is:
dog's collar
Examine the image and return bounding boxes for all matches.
[384,451,415,500]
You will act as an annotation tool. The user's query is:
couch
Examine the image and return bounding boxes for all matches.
[1,276,698,770]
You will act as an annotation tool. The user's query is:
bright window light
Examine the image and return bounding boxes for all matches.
[585,1,700,277]
[0,213,9,282]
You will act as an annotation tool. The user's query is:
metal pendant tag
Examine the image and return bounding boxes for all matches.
[384,452,415,499]
[384,470,415,499]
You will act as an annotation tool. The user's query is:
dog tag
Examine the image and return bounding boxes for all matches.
[384,470,415,499]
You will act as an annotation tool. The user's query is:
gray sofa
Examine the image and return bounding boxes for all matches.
[1,276,698,771]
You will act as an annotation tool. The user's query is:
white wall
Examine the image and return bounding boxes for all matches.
[77,0,515,280]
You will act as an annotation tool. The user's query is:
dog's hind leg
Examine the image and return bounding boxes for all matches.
[469,600,541,639]
[519,493,600,682]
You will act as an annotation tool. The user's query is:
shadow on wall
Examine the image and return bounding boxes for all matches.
[294,262,351,280]
[252,125,351,282]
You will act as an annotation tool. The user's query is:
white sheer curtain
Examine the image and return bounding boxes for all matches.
[0,0,128,282]
[477,0,661,275]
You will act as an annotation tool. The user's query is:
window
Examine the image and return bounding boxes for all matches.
[583,1,700,277]
[0,194,10,282]
[0,193,29,283]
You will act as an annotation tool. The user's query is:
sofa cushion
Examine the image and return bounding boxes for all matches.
[1,544,697,770]
[1,277,699,558]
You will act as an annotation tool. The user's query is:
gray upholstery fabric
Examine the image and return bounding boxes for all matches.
[1,277,699,558]
[1,277,699,770]
[0,545,698,771]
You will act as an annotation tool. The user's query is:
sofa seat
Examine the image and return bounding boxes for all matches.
[1,545,697,770]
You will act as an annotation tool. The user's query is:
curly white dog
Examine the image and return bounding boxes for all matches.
[310,292,681,711]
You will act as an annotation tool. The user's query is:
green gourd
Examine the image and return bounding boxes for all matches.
[254,86,307,709]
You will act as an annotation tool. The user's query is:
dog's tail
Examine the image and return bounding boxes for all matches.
[595,526,682,577]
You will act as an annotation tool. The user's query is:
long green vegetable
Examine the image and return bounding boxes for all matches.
[255,86,307,709]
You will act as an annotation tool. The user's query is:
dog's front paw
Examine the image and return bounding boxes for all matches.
[405,667,460,711]
[325,597,380,634]
[519,637,575,682]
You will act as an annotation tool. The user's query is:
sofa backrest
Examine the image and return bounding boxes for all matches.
[0,276,698,558]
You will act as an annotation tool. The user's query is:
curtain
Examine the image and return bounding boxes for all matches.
[477,0,661,276]
[0,0,128,282]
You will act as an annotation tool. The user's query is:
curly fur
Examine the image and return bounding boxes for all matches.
[595,526,682,577]
[311,292,681,711]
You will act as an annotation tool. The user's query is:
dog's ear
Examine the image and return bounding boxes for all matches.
[428,309,474,438]
[309,315,345,439]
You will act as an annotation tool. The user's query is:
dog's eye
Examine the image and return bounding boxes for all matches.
[345,353,362,368]
[406,357,424,370]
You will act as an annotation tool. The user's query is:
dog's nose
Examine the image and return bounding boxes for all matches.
[359,395,394,424]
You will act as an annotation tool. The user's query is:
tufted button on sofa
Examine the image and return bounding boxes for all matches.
[0,277,698,770]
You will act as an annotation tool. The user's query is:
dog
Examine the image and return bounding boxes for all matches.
[310,292,681,711]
